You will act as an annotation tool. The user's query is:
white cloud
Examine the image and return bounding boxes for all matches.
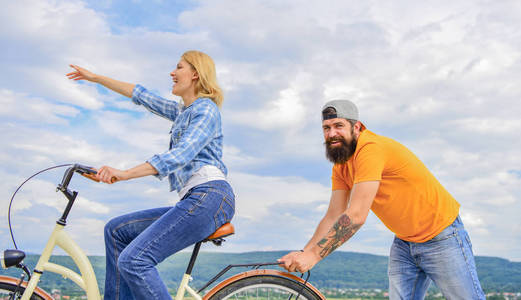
[8,131,106,166]
[0,89,80,124]
[67,218,108,254]
[450,117,521,135]
[228,171,330,220]
[226,72,314,131]
[92,110,171,155]
[0,1,109,39]
[75,196,110,214]
[223,145,266,169]
[3,177,109,215]
[1,0,521,261]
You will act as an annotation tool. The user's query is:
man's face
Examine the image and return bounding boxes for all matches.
[322,118,359,164]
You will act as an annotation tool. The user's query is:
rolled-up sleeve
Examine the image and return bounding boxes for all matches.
[132,84,180,121]
[147,100,218,179]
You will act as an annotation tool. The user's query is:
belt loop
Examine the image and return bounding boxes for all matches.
[452,215,461,230]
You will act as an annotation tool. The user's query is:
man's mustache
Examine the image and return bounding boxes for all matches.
[325,137,348,146]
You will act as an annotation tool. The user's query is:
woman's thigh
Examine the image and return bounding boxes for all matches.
[105,207,171,245]
[120,180,235,265]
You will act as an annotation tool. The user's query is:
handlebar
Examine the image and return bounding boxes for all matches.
[57,164,98,192]
[56,164,100,225]
[58,164,118,192]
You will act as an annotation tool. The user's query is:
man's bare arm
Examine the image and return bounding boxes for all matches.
[279,181,380,273]
[303,190,349,251]
[316,213,361,257]
[311,181,380,258]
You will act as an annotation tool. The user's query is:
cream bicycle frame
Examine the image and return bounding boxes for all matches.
[19,222,203,300]
[21,223,100,300]
[175,274,202,300]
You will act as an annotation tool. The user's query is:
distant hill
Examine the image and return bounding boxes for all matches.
[1,251,519,295]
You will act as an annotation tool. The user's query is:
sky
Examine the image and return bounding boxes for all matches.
[1,0,520,262]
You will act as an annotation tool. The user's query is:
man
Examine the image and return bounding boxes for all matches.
[279,99,485,299]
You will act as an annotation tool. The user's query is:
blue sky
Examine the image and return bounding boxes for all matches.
[1,0,520,262]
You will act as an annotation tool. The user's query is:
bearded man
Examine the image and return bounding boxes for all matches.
[279,99,485,299]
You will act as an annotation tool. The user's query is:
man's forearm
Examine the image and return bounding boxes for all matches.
[303,215,341,251]
[312,213,362,258]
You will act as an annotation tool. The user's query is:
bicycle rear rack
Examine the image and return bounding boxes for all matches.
[197,262,311,294]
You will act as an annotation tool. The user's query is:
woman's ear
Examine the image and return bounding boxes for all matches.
[192,71,199,80]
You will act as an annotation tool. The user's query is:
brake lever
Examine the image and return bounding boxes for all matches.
[80,172,100,182]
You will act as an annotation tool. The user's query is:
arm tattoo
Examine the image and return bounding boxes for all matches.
[317,214,361,258]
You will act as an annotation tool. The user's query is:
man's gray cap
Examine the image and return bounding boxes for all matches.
[322,99,359,121]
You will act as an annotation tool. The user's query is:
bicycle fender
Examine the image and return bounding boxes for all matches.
[0,275,54,300]
[202,269,326,300]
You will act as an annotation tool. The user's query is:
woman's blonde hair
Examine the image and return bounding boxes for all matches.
[182,50,223,107]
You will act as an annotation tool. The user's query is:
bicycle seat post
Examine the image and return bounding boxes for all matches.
[185,242,202,276]
[185,223,234,276]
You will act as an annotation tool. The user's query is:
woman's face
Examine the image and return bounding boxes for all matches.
[170,59,198,98]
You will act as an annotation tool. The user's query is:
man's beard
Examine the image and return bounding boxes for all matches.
[325,135,358,164]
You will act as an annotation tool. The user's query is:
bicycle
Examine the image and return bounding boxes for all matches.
[1,164,325,300]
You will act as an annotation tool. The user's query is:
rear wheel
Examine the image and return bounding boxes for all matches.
[208,274,322,300]
[0,279,49,300]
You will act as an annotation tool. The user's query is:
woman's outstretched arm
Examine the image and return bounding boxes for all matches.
[67,64,135,98]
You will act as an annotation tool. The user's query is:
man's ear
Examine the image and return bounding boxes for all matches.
[354,121,362,133]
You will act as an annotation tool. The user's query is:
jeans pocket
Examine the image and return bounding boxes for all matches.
[214,196,235,228]
[428,226,456,243]
[186,192,208,214]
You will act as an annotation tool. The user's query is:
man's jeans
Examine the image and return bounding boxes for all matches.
[388,216,485,300]
[103,180,234,300]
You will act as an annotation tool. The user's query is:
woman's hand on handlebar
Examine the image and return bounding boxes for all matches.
[67,65,97,82]
[96,166,127,184]
[86,163,157,184]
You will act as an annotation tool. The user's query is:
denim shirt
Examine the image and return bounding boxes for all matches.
[131,84,227,192]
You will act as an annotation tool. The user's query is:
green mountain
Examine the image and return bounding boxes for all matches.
[1,251,520,295]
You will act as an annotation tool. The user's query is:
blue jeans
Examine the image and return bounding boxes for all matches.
[103,180,234,300]
[388,216,485,300]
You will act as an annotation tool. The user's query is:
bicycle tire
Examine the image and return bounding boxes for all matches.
[0,276,53,300]
[206,272,324,300]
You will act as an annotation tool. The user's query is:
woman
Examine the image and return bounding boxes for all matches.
[67,50,235,300]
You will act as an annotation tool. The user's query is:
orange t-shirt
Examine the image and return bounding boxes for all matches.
[332,130,460,243]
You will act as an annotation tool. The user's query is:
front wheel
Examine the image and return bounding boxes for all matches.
[0,276,52,300]
[206,271,324,300]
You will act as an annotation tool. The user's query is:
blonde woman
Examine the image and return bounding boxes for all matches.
[67,50,234,300]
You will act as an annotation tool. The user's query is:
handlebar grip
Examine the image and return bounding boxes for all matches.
[75,164,118,184]
[80,173,118,184]
[80,172,100,182]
